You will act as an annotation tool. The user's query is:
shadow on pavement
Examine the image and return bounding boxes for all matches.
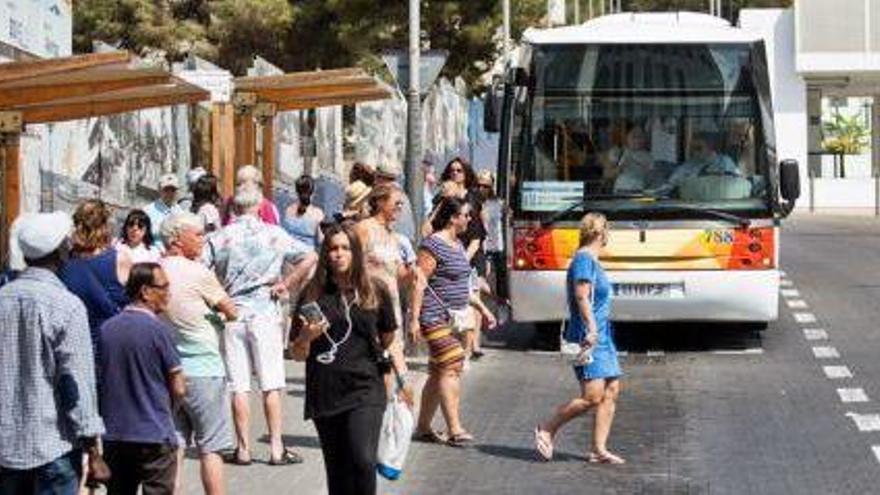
[485,320,765,354]
[258,434,322,450]
[474,443,585,463]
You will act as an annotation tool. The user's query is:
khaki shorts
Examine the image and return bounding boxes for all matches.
[224,308,286,393]
[175,377,234,454]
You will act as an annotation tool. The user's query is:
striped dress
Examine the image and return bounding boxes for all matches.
[419,234,470,369]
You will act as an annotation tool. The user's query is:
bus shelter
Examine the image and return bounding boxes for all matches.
[0,51,209,262]
[230,67,391,198]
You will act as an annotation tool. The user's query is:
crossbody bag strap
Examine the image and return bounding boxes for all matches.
[425,281,452,312]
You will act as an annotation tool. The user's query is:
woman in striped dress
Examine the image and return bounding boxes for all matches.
[409,197,476,447]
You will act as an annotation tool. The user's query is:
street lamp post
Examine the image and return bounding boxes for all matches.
[503,0,512,62]
[406,0,424,224]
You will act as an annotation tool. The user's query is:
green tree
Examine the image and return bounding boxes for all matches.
[73,0,209,59]
[209,0,294,75]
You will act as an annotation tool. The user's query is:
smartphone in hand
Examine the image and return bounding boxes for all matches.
[299,302,328,325]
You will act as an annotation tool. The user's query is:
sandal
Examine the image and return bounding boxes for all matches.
[534,426,553,461]
[223,448,252,466]
[412,429,447,444]
[587,450,626,465]
[446,431,474,448]
[268,447,304,465]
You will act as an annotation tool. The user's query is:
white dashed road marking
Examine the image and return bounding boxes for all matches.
[646,350,665,357]
[838,388,870,403]
[711,348,764,356]
[812,346,840,359]
[872,446,880,464]
[781,288,801,298]
[824,366,853,379]
[781,279,794,287]
[786,299,808,309]
[847,413,880,432]
[794,313,817,324]
[803,328,828,341]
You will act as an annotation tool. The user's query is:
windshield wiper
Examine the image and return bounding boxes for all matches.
[540,193,655,227]
[649,204,751,227]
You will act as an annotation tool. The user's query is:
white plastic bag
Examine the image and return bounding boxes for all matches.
[376,394,414,481]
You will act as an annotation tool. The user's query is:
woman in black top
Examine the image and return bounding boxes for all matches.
[290,222,408,495]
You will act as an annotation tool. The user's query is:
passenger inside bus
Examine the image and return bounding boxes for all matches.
[650,132,742,198]
[605,125,654,193]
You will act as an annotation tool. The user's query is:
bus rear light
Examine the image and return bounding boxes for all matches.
[729,227,775,270]
[512,227,565,271]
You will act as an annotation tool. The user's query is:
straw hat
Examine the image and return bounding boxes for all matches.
[345,180,372,209]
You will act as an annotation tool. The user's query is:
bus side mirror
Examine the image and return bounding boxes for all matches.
[483,77,503,133]
[780,159,801,203]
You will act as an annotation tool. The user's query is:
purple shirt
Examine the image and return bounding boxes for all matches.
[99,307,181,446]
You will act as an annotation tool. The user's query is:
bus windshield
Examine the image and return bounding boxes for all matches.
[513,43,776,221]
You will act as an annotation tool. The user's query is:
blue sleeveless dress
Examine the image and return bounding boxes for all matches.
[564,251,622,381]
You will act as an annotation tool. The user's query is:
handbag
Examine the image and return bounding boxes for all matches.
[376,363,414,481]
[560,319,593,366]
[425,282,473,334]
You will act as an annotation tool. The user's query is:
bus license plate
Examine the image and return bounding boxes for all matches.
[613,283,683,299]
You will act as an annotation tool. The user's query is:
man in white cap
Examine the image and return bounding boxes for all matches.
[0,212,110,492]
[144,173,183,248]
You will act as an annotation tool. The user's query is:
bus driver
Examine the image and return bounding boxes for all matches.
[651,132,741,197]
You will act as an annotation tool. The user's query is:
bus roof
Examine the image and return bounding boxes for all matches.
[523,12,760,45]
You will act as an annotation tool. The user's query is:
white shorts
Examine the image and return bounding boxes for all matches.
[224,308,286,393]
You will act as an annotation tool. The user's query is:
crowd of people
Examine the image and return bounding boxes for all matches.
[0,156,519,495]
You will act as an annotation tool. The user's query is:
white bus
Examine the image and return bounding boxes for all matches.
[485,12,800,327]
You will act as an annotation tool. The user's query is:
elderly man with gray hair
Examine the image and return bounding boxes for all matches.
[221,165,281,226]
[207,184,317,466]
[160,212,238,495]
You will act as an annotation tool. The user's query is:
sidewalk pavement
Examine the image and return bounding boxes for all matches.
[179,356,433,494]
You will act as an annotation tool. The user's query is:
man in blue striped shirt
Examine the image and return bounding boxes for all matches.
[0,212,110,494]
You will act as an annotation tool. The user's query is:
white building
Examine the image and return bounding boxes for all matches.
[743,2,880,211]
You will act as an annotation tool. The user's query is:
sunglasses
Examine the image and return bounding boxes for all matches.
[126,222,146,229]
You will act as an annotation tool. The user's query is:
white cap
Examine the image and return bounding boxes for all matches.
[159,173,179,190]
[186,167,207,186]
[16,212,73,261]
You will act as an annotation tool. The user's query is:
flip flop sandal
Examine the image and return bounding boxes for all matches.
[412,430,447,444]
[587,451,626,465]
[534,427,554,461]
[268,447,304,466]
[223,448,252,466]
[446,431,474,448]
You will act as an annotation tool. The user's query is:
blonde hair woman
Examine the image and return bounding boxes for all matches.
[534,212,625,464]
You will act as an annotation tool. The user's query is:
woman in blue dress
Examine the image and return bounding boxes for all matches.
[534,212,625,464]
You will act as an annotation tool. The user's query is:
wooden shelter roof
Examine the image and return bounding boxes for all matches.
[233,67,391,110]
[0,50,209,124]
